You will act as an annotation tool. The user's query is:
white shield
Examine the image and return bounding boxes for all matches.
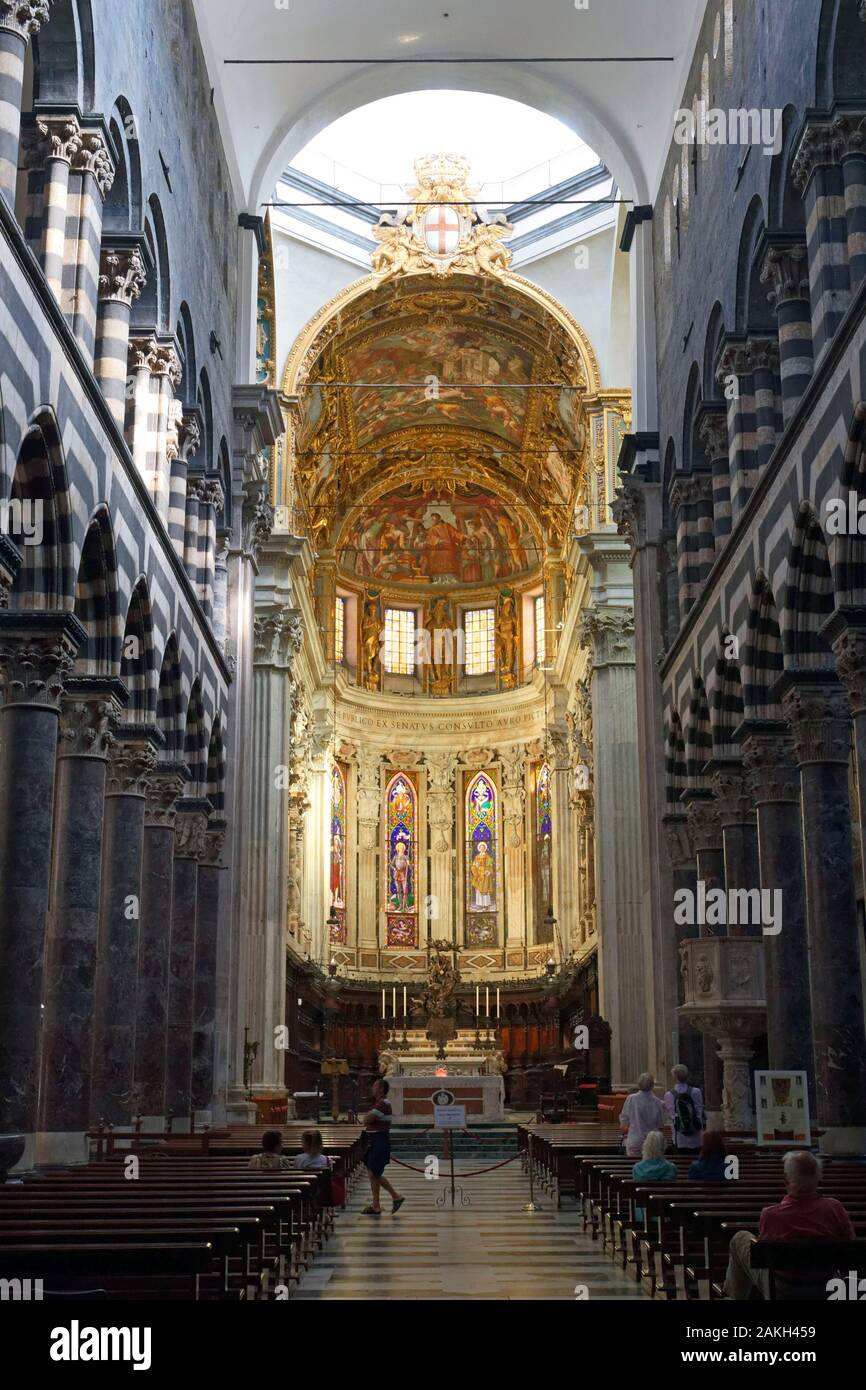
[423,205,461,257]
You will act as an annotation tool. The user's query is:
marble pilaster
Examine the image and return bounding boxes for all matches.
[356,747,383,950]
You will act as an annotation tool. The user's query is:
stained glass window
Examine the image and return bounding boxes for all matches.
[534,595,546,665]
[334,595,345,663]
[329,763,346,944]
[464,608,495,676]
[466,770,497,944]
[384,608,415,674]
[385,772,417,947]
[535,762,554,944]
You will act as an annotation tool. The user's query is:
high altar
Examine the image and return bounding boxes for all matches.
[378,1027,507,1120]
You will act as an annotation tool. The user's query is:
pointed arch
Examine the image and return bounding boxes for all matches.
[72,507,121,675]
[156,633,183,758]
[6,409,75,610]
[183,679,207,792]
[743,573,785,719]
[206,713,226,813]
[120,576,156,721]
[782,503,836,669]
[685,674,712,788]
[710,636,745,754]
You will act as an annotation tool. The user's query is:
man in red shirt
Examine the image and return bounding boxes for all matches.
[361,1078,405,1216]
[724,1150,855,1299]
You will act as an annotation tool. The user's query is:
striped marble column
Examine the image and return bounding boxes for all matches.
[716,339,756,524]
[149,341,182,521]
[68,127,114,361]
[709,757,761,939]
[168,410,201,555]
[89,731,158,1128]
[165,798,211,1130]
[30,114,81,300]
[183,477,202,582]
[833,111,866,294]
[37,678,125,1166]
[746,337,782,471]
[196,478,224,618]
[0,0,50,205]
[191,817,227,1123]
[94,243,146,425]
[761,237,814,424]
[697,405,731,546]
[133,765,186,1129]
[670,472,713,615]
[793,121,851,357]
[126,333,157,477]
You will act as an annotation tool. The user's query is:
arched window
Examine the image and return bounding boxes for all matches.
[329,762,347,944]
[534,763,554,943]
[465,771,497,944]
[385,772,417,947]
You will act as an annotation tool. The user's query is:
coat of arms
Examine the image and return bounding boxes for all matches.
[371,153,513,282]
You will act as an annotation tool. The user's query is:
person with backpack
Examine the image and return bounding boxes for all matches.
[663,1063,705,1152]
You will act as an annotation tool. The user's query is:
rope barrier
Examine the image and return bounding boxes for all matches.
[390,1151,522,1177]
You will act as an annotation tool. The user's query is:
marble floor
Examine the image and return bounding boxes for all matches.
[295,1156,649,1301]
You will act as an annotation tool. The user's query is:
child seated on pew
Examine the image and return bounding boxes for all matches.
[292,1130,332,1172]
[248,1129,293,1170]
[632,1130,677,1224]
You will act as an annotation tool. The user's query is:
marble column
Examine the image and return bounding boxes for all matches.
[710,758,761,937]
[192,817,226,1124]
[164,797,210,1130]
[168,410,202,556]
[781,673,866,1153]
[0,1,50,204]
[133,764,186,1129]
[500,744,527,949]
[197,479,225,618]
[89,730,158,1127]
[25,112,81,300]
[792,122,852,356]
[356,747,383,951]
[550,720,577,955]
[827,611,866,889]
[683,790,725,1122]
[37,678,125,1165]
[0,613,82,1168]
[245,603,302,1097]
[834,111,866,293]
[127,333,157,477]
[94,242,147,427]
[697,406,731,545]
[69,125,115,361]
[578,603,645,1087]
[149,341,182,521]
[760,236,814,424]
[739,721,815,1092]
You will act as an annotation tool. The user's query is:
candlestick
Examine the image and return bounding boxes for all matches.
[392,986,396,1020]
[381,988,385,1020]
[485,985,489,1017]
[475,985,479,1019]
[403,985,407,1025]
[496,987,500,1018]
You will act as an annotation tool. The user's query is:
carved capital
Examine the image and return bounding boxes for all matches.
[105,736,158,795]
[253,605,303,667]
[0,533,22,610]
[0,615,82,708]
[28,111,81,165]
[716,340,750,385]
[71,128,114,196]
[792,120,837,194]
[709,761,756,826]
[829,625,866,717]
[577,605,635,666]
[670,472,713,514]
[98,245,146,306]
[781,679,852,766]
[697,407,729,463]
[745,336,780,375]
[831,111,866,161]
[199,478,225,515]
[739,723,801,804]
[144,768,187,828]
[178,411,201,463]
[149,342,182,386]
[760,239,810,307]
[0,0,51,39]
[611,473,649,556]
[684,793,723,853]
[58,684,123,759]
[173,798,211,860]
[200,817,227,866]
[662,812,694,871]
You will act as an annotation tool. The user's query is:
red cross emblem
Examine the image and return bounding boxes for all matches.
[423,205,460,256]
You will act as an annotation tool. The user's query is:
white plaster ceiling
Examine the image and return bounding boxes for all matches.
[193,0,708,210]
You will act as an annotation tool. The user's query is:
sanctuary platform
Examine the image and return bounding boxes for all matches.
[379,1028,507,1120]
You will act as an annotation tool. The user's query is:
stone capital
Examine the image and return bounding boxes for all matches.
[173,797,212,860]
[0,533,23,609]
[149,341,182,386]
[611,473,655,557]
[71,127,114,196]
[745,336,780,376]
[760,237,810,308]
[779,674,853,766]
[200,816,227,866]
[199,478,225,515]
[144,765,188,828]
[253,605,303,667]
[577,604,635,667]
[708,758,757,827]
[715,339,750,385]
[831,110,866,162]
[178,411,202,464]
[105,733,159,796]
[0,612,84,709]
[792,119,837,194]
[737,720,801,804]
[58,678,126,760]
[24,111,81,166]
[697,407,729,463]
[98,245,146,306]
[683,791,723,853]
[0,0,51,39]
[669,471,713,514]
[128,333,158,372]
[823,609,866,716]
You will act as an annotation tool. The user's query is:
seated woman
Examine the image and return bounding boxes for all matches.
[688,1130,728,1181]
[632,1130,677,1223]
[292,1128,331,1171]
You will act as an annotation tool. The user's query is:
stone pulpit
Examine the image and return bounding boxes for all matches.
[677,936,766,1132]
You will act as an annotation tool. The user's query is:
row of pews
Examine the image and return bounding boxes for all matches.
[0,1124,363,1300]
[521,1123,866,1300]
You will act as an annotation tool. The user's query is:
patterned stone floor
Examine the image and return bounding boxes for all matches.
[295,1155,649,1301]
